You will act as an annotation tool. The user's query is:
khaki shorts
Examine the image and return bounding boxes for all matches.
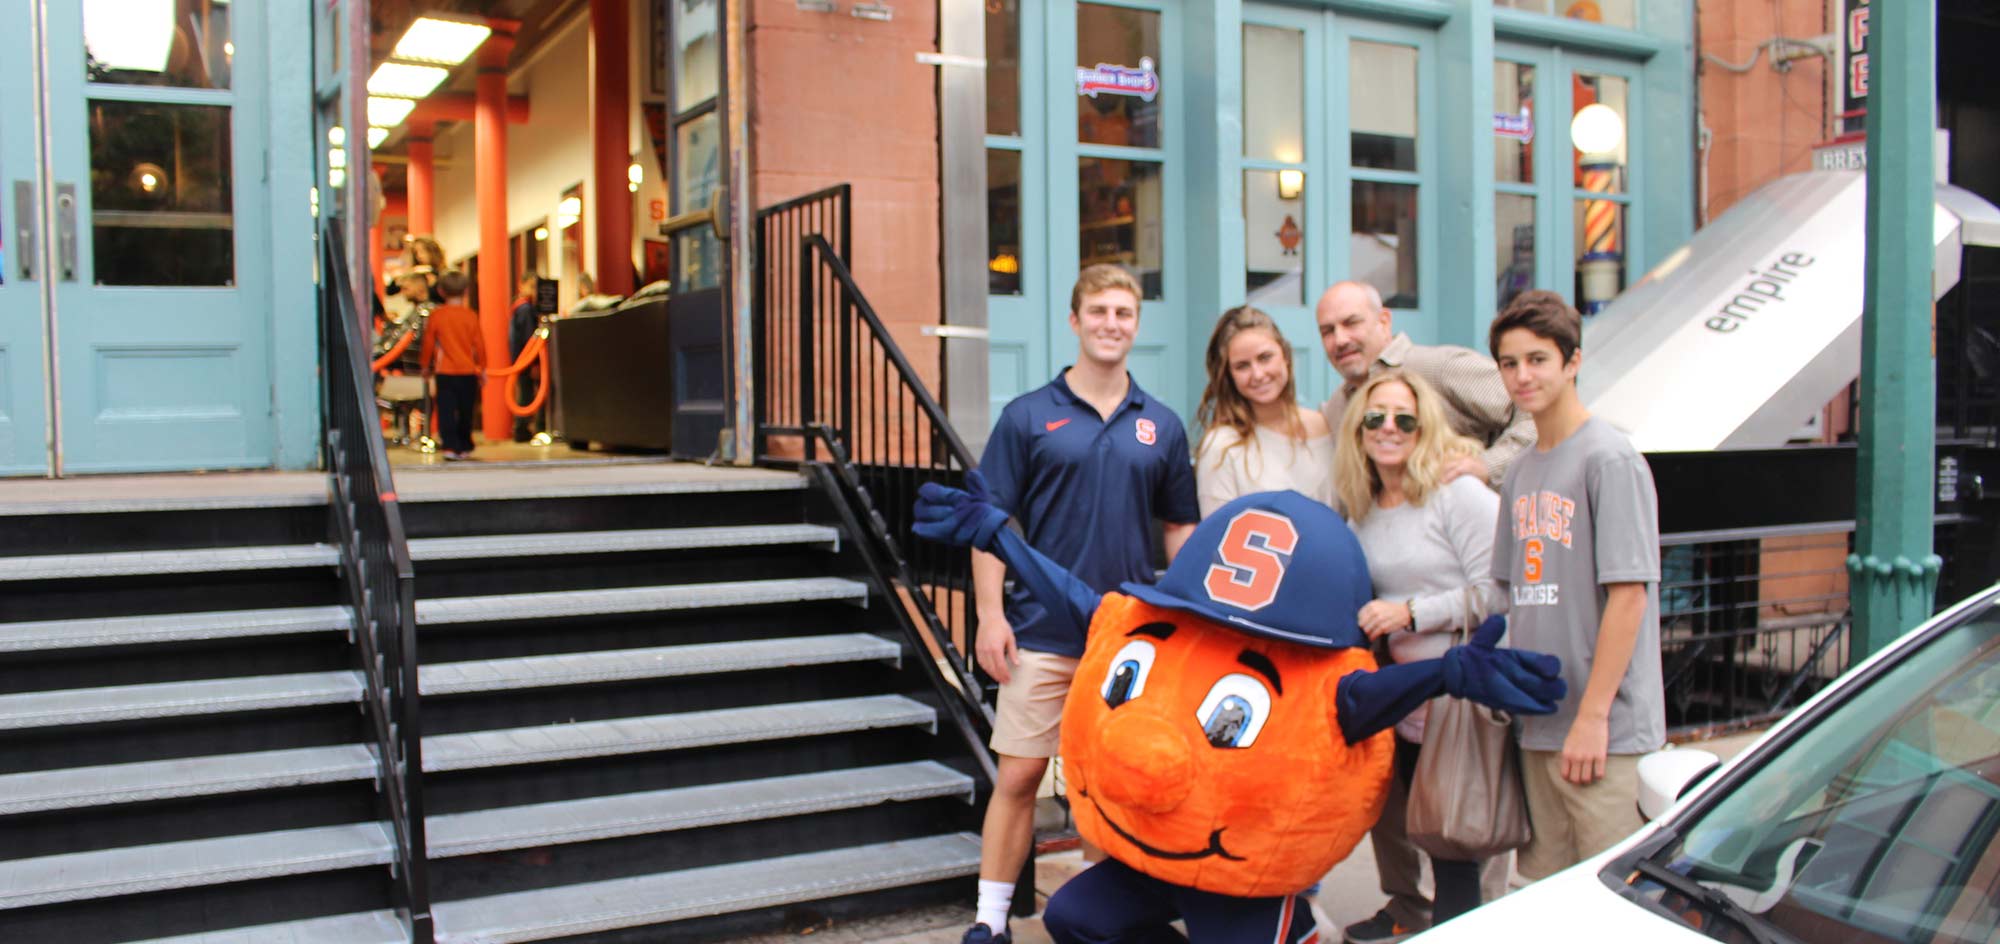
[988,649,1080,759]
[1517,748,1647,880]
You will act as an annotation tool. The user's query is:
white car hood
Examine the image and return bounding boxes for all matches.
[1407,841,1712,944]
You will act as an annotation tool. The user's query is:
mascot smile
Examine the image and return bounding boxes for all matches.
[915,478,1565,943]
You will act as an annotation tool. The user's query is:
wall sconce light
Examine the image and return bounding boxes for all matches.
[533,226,550,242]
[628,161,643,193]
[129,162,168,196]
[1276,169,1304,201]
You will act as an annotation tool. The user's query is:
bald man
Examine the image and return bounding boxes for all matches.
[1315,281,1535,487]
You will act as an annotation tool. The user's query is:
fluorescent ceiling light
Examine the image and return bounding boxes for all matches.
[393,17,492,65]
[83,0,175,73]
[367,96,416,127]
[367,127,390,150]
[368,62,449,99]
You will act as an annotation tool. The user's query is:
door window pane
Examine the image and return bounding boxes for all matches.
[1565,0,1635,28]
[89,100,233,286]
[85,0,232,89]
[1079,157,1163,300]
[1495,60,1535,183]
[1076,4,1162,150]
[1493,0,1552,11]
[1496,193,1536,311]
[1574,198,1624,314]
[1349,41,1417,172]
[673,0,720,111]
[675,112,722,291]
[1244,170,1303,308]
[1242,25,1303,163]
[1351,181,1416,309]
[1572,73,1629,190]
[988,149,1023,295]
[986,0,1021,137]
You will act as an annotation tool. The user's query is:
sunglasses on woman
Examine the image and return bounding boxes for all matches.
[1361,411,1420,433]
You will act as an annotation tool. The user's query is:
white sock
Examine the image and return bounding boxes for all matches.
[976,879,1015,933]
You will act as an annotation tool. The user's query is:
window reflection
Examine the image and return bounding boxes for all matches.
[1494,61,1535,184]
[673,0,719,111]
[1351,181,1416,309]
[1079,158,1163,300]
[986,0,1021,138]
[89,100,233,286]
[675,112,722,291]
[1494,0,1637,29]
[1242,26,1303,163]
[85,0,233,89]
[1076,4,1162,150]
[1573,198,1623,315]
[1496,194,1535,311]
[988,149,1023,295]
[1349,41,1418,172]
[1571,73,1629,191]
[1244,171,1303,308]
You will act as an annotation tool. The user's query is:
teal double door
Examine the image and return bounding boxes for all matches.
[0,0,276,476]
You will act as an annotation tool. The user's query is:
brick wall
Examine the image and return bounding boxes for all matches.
[1697,0,1833,222]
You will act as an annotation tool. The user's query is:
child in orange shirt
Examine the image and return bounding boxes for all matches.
[421,270,486,459]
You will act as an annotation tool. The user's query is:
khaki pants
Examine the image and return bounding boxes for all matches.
[988,650,1079,759]
[1517,748,1646,880]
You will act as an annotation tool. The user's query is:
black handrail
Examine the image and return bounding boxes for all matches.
[320,229,433,942]
[754,186,991,747]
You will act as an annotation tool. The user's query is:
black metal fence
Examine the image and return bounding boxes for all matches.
[753,185,992,742]
[320,230,432,940]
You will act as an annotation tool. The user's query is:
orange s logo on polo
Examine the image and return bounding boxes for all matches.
[1202,510,1297,612]
[1135,417,1157,445]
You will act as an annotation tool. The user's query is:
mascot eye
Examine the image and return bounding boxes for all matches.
[1100,640,1157,708]
[1194,673,1273,749]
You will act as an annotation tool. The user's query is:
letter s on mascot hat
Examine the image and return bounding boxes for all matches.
[1059,490,1393,899]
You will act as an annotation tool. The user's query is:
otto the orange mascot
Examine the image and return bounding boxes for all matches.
[915,482,1564,943]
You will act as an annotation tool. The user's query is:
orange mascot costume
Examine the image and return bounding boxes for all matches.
[914,484,1565,943]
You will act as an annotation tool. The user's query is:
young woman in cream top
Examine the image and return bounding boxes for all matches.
[1193,306,1336,517]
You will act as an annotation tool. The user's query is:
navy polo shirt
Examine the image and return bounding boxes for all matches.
[981,370,1201,657]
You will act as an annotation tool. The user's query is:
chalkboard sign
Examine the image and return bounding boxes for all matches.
[535,277,559,314]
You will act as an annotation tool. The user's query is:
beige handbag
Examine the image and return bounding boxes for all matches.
[1404,619,1532,861]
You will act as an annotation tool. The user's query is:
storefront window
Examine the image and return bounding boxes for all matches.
[1076,4,1161,150]
[986,0,1020,138]
[90,100,234,285]
[675,111,722,291]
[673,0,719,112]
[1352,181,1416,309]
[1571,73,1629,190]
[988,149,1023,295]
[1245,170,1303,307]
[1243,25,1303,164]
[1349,41,1417,172]
[1079,157,1163,300]
[1496,193,1535,310]
[85,0,232,89]
[1494,60,1535,184]
[1573,198,1624,313]
[1493,0,1636,30]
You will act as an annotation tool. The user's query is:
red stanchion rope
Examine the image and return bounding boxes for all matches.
[487,333,549,417]
[370,328,417,374]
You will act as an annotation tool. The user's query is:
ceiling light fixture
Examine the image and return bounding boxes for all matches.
[367,127,390,150]
[367,96,417,127]
[391,17,492,66]
[367,62,449,99]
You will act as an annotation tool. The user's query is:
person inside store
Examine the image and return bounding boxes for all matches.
[421,270,486,461]
[387,235,448,305]
[510,274,544,443]
[1193,305,1335,516]
[1316,281,1535,488]
[1330,369,1509,944]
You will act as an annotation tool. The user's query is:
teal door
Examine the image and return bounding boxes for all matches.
[2,0,274,475]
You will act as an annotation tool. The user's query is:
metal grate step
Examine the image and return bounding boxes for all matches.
[0,671,364,730]
[417,633,900,696]
[426,761,974,858]
[0,821,395,910]
[414,577,869,626]
[0,604,353,654]
[408,524,840,562]
[0,743,378,815]
[430,832,982,944]
[0,544,340,581]
[421,695,937,772]
[124,909,410,944]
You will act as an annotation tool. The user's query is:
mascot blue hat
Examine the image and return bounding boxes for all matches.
[1123,490,1370,650]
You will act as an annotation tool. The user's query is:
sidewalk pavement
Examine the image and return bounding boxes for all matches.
[728,731,1765,943]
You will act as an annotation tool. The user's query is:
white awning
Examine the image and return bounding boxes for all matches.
[1580,170,2000,453]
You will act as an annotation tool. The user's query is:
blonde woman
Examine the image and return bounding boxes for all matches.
[1193,306,1335,517]
[1333,369,1508,939]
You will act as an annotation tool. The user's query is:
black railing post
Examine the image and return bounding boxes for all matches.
[799,238,818,463]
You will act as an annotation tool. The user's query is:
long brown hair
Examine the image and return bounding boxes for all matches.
[1196,306,1301,467]
[1332,370,1480,522]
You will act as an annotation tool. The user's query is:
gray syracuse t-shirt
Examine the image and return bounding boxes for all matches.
[1490,416,1665,754]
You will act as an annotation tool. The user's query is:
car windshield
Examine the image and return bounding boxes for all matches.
[1625,597,2000,944]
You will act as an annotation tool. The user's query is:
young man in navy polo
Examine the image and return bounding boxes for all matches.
[963,264,1201,944]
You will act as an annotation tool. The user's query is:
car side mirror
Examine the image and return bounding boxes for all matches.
[1636,748,1721,820]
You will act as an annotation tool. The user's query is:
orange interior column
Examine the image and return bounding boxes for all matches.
[476,32,517,442]
[406,120,436,235]
[589,0,632,296]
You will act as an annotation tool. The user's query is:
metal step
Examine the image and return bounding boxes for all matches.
[430,832,982,944]
[0,821,395,910]
[0,671,364,730]
[125,909,410,944]
[0,604,352,654]
[415,577,870,626]
[417,634,900,696]
[422,695,937,772]
[0,743,378,815]
[408,524,840,562]
[0,544,340,581]
[426,761,974,858]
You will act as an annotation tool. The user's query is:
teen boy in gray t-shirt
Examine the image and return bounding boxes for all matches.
[1487,290,1665,880]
